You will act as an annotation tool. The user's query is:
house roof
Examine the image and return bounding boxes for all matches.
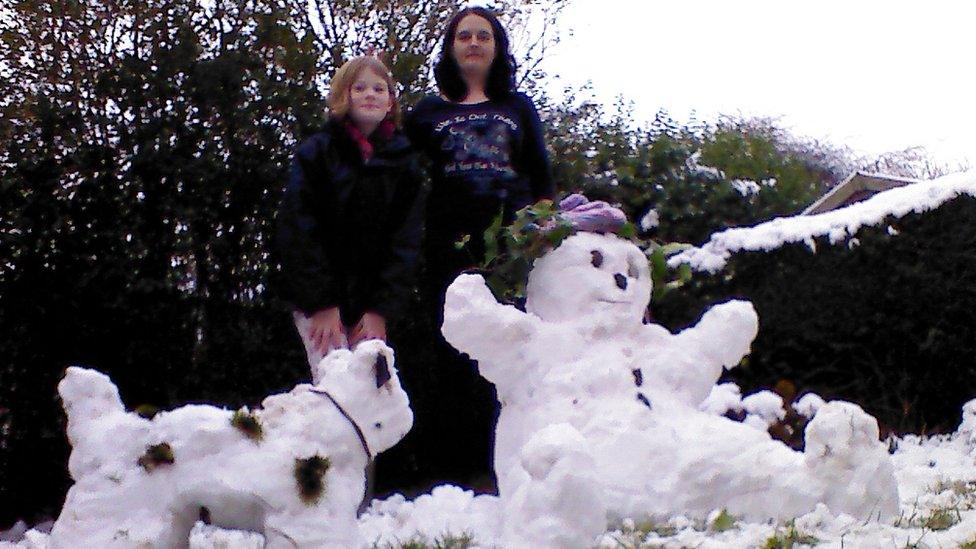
[802,171,922,215]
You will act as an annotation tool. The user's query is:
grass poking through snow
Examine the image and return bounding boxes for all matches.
[372,532,476,549]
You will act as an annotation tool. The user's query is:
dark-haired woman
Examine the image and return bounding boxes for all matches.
[401,6,554,492]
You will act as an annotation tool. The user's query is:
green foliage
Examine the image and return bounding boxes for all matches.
[474,200,573,302]
[921,506,960,531]
[230,409,263,442]
[544,98,849,247]
[472,199,692,304]
[896,498,964,535]
[540,98,860,325]
[372,532,476,549]
[294,455,331,505]
[647,243,693,303]
[762,521,819,548]
[709,509,737,533]
[137,443,175,472]
[605,517,679,549]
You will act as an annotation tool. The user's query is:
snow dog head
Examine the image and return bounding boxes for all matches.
[50,339,412,549]
[311,341,412,455]
[526,232,652,326]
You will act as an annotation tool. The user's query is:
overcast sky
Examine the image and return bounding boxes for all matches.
[541,0,974,168]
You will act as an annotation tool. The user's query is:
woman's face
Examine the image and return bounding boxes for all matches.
[348,69,392,131]
[452,14,496,80]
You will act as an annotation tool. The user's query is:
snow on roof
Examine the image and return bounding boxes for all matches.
[670,169,976,273]
[802,171,923,215]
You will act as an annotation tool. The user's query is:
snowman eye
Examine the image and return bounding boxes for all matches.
[590,250,603,268]
[628,262,640,278]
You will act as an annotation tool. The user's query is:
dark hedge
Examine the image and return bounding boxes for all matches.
[654,194,976,435]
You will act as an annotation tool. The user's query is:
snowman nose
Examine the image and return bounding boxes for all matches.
[614,273,628,290]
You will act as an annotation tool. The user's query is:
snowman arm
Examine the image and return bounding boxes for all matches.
[442,273,539,373]
[675,299,759,379]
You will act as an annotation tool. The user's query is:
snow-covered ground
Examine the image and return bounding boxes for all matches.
[9,426,976,548]
[355,406,976,548]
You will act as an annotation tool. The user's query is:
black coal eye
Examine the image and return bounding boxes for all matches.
[591,250,603,268]
[628,262,639,278]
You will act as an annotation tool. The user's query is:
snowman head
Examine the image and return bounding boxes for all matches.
[525,232,651,326]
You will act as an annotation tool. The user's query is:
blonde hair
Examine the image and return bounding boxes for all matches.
[327,56,402,127]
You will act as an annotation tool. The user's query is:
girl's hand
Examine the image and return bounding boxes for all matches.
[350,311,386,347]
[309,307,347,353]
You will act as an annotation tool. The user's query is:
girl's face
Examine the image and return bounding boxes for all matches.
[348,69,393,132]
[452,14,496,80]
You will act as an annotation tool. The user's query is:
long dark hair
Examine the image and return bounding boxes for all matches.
[434,7,517,102]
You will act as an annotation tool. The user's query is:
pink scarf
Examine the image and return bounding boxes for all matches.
[343,119,395,162]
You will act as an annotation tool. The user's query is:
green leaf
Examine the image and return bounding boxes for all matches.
[649,248,667,282]
[545,222,573,247]
[616,221,637,240]
[482,208,505,267]
[652,285,665,302]
[710,509,737,532]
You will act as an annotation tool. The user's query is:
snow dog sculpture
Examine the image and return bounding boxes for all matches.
[442,231,899,547]
[50,340,412,548]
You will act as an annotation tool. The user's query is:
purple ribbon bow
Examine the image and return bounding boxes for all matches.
[558,193,627,234]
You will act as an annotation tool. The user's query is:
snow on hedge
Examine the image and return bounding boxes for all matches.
[671,169,976,273]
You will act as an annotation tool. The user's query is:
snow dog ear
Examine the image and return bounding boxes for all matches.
[374,353,391,389]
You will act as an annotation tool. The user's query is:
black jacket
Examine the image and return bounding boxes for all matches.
[275,119,426,323]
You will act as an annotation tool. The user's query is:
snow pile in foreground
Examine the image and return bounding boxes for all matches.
[671,169,976,273]
[363,408,976,549]
[11,403,976,548]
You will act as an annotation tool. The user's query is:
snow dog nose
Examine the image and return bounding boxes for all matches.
[614,273,627,290]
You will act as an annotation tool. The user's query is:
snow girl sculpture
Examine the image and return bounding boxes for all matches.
[50,340,412,548]
[442,231,899,548]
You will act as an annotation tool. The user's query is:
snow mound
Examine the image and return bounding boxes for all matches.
[742,390,785,430]
[12,397,976,548]
[360,485,501,547]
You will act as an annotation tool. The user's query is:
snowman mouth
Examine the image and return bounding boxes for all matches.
[597,298,630,304]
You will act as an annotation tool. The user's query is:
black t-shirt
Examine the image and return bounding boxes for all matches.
[405,92,553,223]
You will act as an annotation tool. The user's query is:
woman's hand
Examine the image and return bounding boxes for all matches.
[350,311,386,346]
[309,307,348,353]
